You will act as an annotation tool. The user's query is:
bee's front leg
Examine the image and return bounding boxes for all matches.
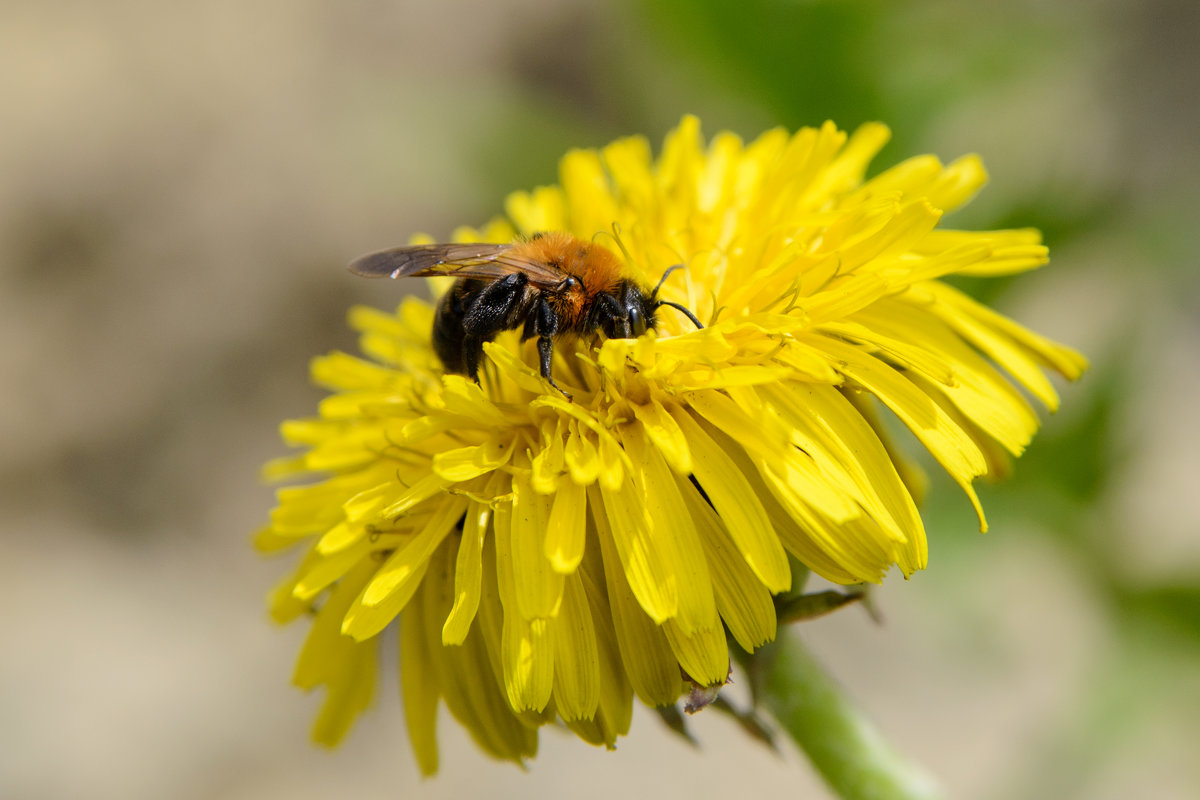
[592,292,630,339]
[533,295,571,399]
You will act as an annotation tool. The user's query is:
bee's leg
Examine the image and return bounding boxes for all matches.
[592,293,630,339]
[536,336,570,399]
[462,273,528,332]
[533,296,571,399]
[460,336,484,384]
[459,273,529,383]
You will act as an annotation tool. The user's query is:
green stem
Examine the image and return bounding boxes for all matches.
[758,631,944,800]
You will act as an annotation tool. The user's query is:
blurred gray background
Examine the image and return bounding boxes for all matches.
[2,1,1198,798]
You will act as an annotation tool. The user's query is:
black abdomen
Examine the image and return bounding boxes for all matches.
[432,279,481,374]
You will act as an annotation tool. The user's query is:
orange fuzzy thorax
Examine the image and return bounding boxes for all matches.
[511,232,629,329]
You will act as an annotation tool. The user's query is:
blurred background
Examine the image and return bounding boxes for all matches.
[2,0,1197,798]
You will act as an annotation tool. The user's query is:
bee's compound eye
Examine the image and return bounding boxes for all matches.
[628,305,647,337]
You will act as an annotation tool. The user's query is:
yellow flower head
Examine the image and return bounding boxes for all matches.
[257,116,1087,771]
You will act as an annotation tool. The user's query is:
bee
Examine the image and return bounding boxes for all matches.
[348,231,703,396]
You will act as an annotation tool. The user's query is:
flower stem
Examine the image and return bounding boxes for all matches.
[758,631,944,800]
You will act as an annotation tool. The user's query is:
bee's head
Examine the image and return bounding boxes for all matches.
[599,272,703,339]
[598,281,656,339]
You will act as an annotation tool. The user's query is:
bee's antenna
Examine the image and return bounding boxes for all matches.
[650,264,686,302]
[650,264,703,329]
[657,300,704,330]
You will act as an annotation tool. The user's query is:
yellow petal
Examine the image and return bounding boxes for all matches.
[686,388,859,525]
[545,476,587,573]
[676,473,778,650]
[509,473,565,620]
[501,615,554,713]
[760,382,926,575]
[851,153,942,204]
[594,478,677,625]
[432,437,511,482]
[667,406,791,593]
[492,489,555,712]
[381,474,452,518]
[597,430,626,491]
[688,410,894,583]
[293,562,378,748]
[810,121,891,201]
[423,542,538,763]
[919,281,1088,395]
[293,538,372,601]
[603,134,655,211]
[831,304,1039,457]
[631,397,692,474]
[530,418,566,493]
[559,148,619,242]
[342,497,467,640]
[309,350,396,392]
[399,588,440,775]
[622,422,719,636]
[267,566,312,624]
[696,130,743,214]
[574,537,634,742]
[590,495,685,706]
[564,421,601,485]
[812,334,988,530]
[843,200,945,279]
[442,492,493,645]
[311,643,376,747]
[662,620,729,688]
[293,559,376,689]
[550,572,601,721]
[925,153,989,213]
[505,185,567,235]
[440,376,513,426]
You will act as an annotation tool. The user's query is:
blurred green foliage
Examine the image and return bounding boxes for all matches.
[643,0,888,133]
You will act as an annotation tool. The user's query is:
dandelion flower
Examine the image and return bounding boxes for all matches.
[257,116,1087,771]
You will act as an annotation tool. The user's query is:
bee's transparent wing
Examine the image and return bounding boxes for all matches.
[348,243,566,287]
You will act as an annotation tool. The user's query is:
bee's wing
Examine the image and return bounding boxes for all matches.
[348,243,567,288]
